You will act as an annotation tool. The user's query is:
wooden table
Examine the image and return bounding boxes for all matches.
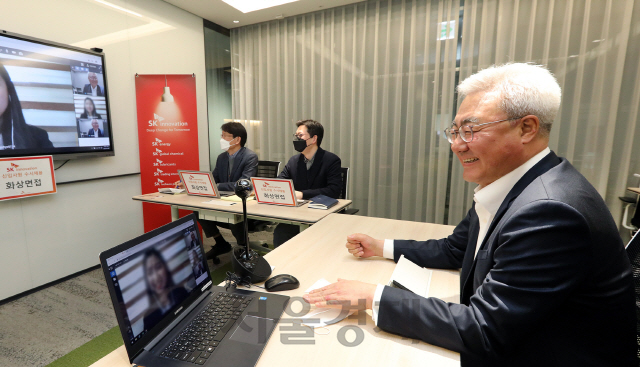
[133,193,352,231]
[91,214,460,367]
[627,187,640,195]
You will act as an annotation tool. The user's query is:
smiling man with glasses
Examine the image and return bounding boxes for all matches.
[304,63,635,366]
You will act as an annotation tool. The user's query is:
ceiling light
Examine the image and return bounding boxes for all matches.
[94,0,142,17]
[161,75,174,103]
[233,20,240,23]
[222,0,299,14]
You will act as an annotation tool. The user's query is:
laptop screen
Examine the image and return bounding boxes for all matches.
[103,217,209,346]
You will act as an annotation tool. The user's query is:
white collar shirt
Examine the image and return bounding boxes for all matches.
[373,148,552,325]
[472,147,551,258]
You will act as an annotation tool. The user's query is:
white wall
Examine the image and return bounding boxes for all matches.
[0,0,210,300]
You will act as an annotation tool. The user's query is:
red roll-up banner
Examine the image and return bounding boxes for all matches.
[135,74,199,232]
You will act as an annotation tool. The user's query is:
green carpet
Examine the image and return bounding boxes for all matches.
[45,326,123,367]
[45,265,235,367]
[211,262,234,285]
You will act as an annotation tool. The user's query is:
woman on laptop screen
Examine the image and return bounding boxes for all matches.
[142,248,189,329]
[0,62,53,150]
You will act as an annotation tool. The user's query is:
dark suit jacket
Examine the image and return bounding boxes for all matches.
[142,287,189,330]
[278,147,342,199]
[80,112,102,119]
[83,84,103,96]
[4,124,54,149]
[378,152,636,366]
[87,128,104,137]
[212,147,258,192]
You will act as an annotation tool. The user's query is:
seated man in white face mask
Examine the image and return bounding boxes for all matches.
[177,122,258,262]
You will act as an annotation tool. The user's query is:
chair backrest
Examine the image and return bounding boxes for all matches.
[340,167,349,200]
[257,161,280,178]
[626,231,640,361]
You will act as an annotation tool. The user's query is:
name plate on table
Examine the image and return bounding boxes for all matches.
[178,170,219,198]
[0,156,57,201]
[251,177,298,206]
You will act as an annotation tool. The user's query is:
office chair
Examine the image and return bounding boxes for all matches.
[339,167,359,215]
[620,173,640,236]
[256,160,280,178]
[245,160,281,251]
[625,233,640,362]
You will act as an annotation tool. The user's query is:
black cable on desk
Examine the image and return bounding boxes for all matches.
[223,271,265,290]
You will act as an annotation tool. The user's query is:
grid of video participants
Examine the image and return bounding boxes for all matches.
[0,34,111,151]
[105,221,207,345]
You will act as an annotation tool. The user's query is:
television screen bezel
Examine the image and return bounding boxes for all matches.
[0,29,115,160]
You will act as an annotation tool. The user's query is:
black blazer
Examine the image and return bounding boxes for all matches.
[3,124,54,149]
[83,84,103,96]
[378,152,636,366]
[278,147,342,199]
[212,147,258,192]
[143,287,189,329]
[80,112,102,119]
[87,129,104,137]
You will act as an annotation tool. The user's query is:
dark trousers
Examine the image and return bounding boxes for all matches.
[196,215,247,245]
[273,223,301,248]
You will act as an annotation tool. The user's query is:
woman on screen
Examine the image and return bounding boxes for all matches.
[80,97,101,119]
[142,248,188,329]
[0,62,53,150]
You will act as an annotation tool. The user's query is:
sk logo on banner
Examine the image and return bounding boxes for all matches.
[149,113,165,126]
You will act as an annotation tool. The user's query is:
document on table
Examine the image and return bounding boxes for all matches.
[387,255,432,297]
[220,195,256,202]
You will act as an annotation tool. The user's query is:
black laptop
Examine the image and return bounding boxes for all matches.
[99,214,289,366]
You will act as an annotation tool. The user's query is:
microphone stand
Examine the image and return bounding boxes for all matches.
[231,179,271,283]
[241,194,250,260]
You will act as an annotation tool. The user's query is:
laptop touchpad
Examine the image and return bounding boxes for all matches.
[229,315,276,345]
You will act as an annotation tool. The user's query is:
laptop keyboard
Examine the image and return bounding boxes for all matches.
[160,292,253,365]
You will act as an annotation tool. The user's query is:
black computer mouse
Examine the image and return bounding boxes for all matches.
[265,274,300,292]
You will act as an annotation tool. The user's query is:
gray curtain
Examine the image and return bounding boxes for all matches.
[231,0,640,227]
[231,0,459,224]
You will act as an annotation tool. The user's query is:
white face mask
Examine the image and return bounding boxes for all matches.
[220,138,237,151]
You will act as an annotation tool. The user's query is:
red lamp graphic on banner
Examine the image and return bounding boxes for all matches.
[135,74,198,232]
[161,75,174,103]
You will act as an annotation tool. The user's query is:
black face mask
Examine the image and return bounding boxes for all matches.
[293,139,308,152]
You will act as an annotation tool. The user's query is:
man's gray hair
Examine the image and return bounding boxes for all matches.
[457,63,561,136]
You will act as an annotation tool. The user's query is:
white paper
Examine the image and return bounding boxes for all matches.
[159,188,184,194]
[299,307,355,328]
[387,255,432,297]
[300,278,355,327]
[305,278,331,293]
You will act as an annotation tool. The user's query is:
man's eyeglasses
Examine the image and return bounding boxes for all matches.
[444,117,524,143]
[293,133,308,141]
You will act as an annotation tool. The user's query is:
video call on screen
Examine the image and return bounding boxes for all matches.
[105,221,208,346]
[0,34,111,151]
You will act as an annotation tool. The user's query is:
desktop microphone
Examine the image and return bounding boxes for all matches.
[231,179,271,283]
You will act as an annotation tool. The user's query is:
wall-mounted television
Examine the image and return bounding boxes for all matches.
[0,30,114,159]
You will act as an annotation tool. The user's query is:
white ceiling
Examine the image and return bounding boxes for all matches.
[163,0,366,30]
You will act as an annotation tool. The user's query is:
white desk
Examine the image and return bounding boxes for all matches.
[133,193,352,231]
[627,187,640,195]
[92,214,460,367]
